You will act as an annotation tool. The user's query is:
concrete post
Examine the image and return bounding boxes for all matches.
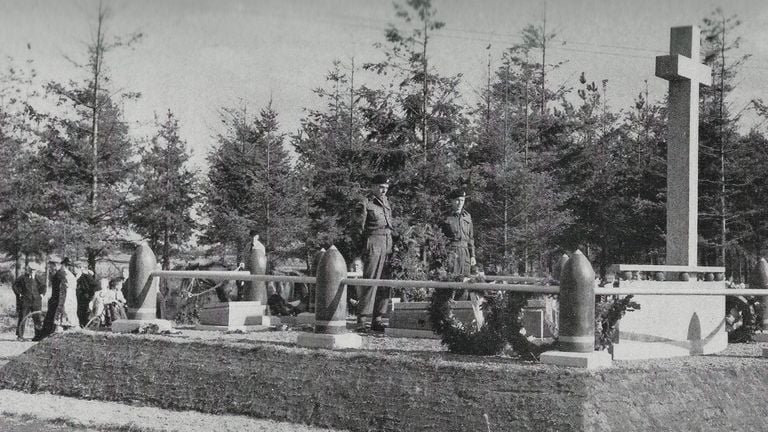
[540,250,610,368]
[245,235,268,303]
[297,246,361,349]
[127,242,160,320]
[314,246,348,334]
[308,248,325,312]
[558,250,595,352]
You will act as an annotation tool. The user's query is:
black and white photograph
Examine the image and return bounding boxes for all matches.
[1,0,767,430]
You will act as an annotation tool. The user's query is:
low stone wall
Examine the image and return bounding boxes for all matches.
[1,332,767,431]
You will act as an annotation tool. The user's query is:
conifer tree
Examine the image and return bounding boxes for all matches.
[131,110,198,270]
[204,103,305,264]
[36,3,142,270]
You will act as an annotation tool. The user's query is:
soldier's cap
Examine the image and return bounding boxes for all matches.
[448,189,467,199]
[27,262,42,271]
[371,174,390,186]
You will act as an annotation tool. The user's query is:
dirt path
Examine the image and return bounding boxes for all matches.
[0,389,345,432]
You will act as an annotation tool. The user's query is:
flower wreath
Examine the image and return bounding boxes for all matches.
[426,274,554,358]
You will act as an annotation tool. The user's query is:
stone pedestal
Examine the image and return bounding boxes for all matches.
[384,301,477,339]
[111,319,174,334]
[539,350,612,369]
[195,301,279,331]
[296,332,362,350]
[296,246,361,350]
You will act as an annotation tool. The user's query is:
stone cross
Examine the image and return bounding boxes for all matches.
[655,26,711,266]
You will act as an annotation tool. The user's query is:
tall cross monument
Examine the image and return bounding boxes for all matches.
[655,26,712,266]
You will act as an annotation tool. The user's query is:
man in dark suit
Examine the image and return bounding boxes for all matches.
[39,257,65,339]
[12,262,45,340]
[76,268,98,327]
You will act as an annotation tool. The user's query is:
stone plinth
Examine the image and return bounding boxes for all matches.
[196,301,279,331]
[613,281,727,360]
[111,319,174,334]
[539,350,612,369]
[296,332,362,350]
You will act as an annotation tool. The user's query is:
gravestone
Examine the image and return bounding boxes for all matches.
[385,300,480,339]
[195,237,279,331]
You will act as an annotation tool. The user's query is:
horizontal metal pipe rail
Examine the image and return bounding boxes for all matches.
[150,270,768,297]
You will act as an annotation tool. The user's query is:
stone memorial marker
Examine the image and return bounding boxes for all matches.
[655,25,711,266]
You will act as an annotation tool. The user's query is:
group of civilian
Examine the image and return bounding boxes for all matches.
[10,257,128,341]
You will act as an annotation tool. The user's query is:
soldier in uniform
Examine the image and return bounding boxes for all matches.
[440,189,476,300]
[356,175,394,332]
[12,262,45,340]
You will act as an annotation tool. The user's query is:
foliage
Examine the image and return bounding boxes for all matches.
[204,104,307,264]
[594,295,640,352]
[131,110,199,269]
[32,4,142,271]
[427,283,553,358]
[724,285,763,343]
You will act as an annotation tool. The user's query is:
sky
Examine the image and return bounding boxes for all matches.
[2,0,768,169]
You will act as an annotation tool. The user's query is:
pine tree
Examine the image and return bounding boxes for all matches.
[131,110,198,270]
[363,0,467,225]
[698,9,750,269]
[36,3,142,270]
[204,103,305,264]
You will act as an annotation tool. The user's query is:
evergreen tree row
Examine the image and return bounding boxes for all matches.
[0,2,766,283]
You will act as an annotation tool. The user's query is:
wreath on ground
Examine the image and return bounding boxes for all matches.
[427,273,555,359]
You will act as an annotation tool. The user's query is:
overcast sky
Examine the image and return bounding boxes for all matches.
[1,0,767,168]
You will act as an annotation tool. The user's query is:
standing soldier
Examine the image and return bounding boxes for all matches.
[440,189,476,300]
[356,175,394,332]
[12,262,45,341]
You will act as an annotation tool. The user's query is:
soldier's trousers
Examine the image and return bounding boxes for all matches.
[447,246,472,300]
[357,234,392,319]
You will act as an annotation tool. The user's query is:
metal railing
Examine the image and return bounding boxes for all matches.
[149,269,768,297]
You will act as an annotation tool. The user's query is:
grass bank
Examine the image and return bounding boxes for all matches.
[1,332,767,431]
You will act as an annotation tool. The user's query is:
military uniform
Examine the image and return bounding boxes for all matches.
[442,210,475,276]
[356,194,394,321]
[441,208,475,299]
[12,272,45,339]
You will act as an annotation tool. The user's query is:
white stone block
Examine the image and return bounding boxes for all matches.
[198,301,268,327]
[539,350,612,369]
[194,324,269,332]
[296,332,362,350]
